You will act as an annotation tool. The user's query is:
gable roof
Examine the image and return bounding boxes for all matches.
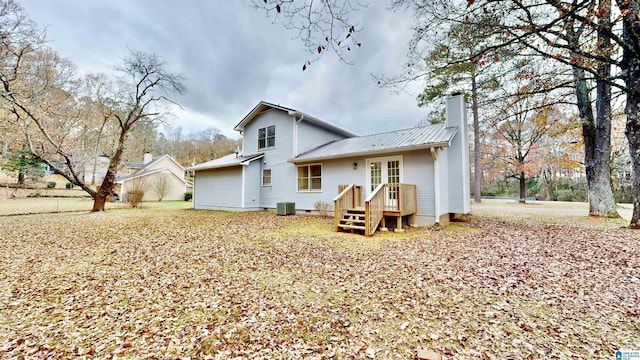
[116,167,191,186]
[233,101,356,138]
[187,153,264,171]
[116,154,185,182]
[122,154,184,172]
[289,124,458,163]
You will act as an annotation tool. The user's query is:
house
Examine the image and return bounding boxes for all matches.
[116,153,192,202]
[189,95,470,235]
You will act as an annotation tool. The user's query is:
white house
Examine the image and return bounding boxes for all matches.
[189,95,470,235]
[116,154,191,202]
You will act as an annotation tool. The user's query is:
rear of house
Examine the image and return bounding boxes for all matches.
[190,96,470,228]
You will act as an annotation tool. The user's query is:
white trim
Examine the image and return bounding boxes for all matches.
[257,124,276,151]
[364,155,403,196]
[261,168,272,186]
[431,148,441,224]
[293,116,298,157]
[241,166,246,207]
[296,163,323,192]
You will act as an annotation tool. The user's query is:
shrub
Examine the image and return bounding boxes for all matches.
[126,178,147,208]
[126,191,144,208]
[65,182,74,189]
[314,200,331,216]
[46,181,56,189]
[184,192,192,201]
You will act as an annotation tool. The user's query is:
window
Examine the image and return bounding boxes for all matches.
[297,164,322,191]
[262,169,272,186]
[258,125,275,150]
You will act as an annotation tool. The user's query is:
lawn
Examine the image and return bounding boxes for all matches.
[1,204,639,359]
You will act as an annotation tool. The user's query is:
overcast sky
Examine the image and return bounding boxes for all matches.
[19,1,426,139]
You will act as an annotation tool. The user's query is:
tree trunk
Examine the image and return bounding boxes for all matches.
[471,73,482,203]
[518,172,526,203]
[566,15,618,218]
[91,130,128,212]
[573,67,618,217]
[621,2,640,227]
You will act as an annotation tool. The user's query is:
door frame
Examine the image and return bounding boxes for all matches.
[365,155,404,196]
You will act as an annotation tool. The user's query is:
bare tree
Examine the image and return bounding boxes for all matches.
[0,1,185,212]
[126,177,147,208]
[151,172,170,201]
[250,0,365,69]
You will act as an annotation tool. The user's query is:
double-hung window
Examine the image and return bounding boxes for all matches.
[262,169,272,186]
[297,164,322,191]
[258,125,275,150]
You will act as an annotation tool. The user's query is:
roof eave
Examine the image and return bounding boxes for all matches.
[188,154,264,171]
[287,110,357,138]
[288,141,452,163]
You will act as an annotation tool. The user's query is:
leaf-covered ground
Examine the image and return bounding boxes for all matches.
[1,207,639,359]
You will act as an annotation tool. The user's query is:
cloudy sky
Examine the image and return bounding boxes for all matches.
[19,0,426,139]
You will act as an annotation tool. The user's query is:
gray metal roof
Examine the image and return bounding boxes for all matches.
[187,153,264,171]
[290,124,458,163]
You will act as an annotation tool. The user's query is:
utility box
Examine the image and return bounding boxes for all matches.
[276,202,295,216]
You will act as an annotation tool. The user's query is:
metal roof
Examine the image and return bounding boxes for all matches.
[187,153,264,171]
[289,124,458,163]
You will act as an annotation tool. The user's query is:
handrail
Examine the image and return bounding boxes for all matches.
[364,183,385,236]
[334,184,356,232]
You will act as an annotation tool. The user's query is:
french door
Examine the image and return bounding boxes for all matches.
[365,156,403,206]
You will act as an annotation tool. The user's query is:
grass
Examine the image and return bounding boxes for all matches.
[0,201,639,358]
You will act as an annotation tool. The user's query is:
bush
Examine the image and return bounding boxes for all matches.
[65,182,74,189]
[46,181,56,189]
[127,191,144,208]
[184,192,192,201]
[314,200,331,216]
[126,178,147,208]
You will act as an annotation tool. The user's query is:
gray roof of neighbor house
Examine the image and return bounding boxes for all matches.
[289,124,458,163]
[233,101,356,138]
[187,153,264,171]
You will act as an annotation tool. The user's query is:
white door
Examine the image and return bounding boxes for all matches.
[366,156,403,206]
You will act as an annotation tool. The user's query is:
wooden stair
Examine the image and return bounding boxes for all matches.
[338,208,367,232]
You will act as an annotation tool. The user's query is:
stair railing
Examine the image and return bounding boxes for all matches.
[334,184,357,232]
[364,183,385,236]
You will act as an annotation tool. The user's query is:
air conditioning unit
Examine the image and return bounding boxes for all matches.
[276,202,295,216]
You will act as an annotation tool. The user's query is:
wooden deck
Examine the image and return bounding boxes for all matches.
[333,184,417,236]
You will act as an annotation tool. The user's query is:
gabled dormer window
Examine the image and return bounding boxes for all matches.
[258,125,275,150]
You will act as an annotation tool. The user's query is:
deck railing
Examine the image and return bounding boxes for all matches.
[333,184,361,231]
[364,183,385,236]
[335,183,417,236]
[384,183,417,215]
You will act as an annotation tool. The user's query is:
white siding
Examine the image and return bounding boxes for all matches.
[146,156,185,178]
[243,161,261,209]
[400,150,436,226]
[193,167,242,209]
[296,121,349,155]
[437,148,450,218]
[446,95,471,214]
[243,109,294,156]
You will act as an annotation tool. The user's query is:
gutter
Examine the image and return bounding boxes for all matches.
[287,141,453,164]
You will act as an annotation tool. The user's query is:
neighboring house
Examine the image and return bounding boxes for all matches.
[116,153,191,202]
[189,95,470,235]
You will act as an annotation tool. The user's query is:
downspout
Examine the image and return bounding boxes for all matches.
[241,165,245,209]
[431,147,441,224]
[291,112,304,157]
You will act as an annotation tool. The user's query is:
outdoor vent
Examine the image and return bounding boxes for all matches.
[276,202,295,216]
